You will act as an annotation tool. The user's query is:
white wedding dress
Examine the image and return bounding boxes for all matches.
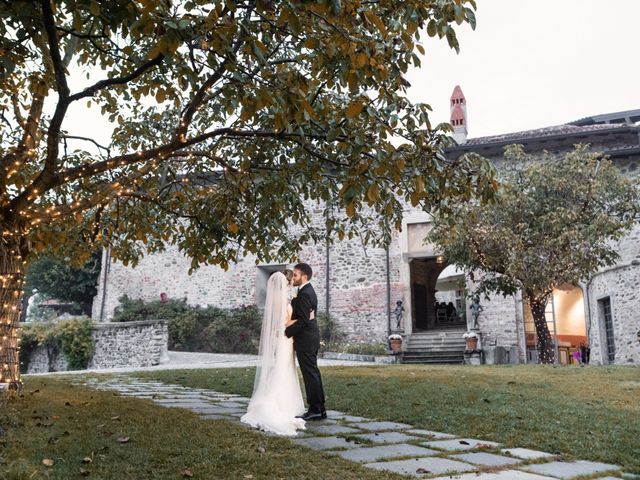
[241,272,306,436]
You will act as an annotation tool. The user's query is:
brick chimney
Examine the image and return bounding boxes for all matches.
[450,85,467,144]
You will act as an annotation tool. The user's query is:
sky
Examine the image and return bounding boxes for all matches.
[63,0,640,145]
[405,0,640,138]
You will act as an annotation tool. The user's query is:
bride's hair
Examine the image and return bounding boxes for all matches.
[282,269,293,283]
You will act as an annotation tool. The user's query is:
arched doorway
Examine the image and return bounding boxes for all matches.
[524,284,587,364]
[409,257,466,331]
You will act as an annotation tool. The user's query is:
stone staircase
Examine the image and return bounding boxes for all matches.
[401,329,466,364]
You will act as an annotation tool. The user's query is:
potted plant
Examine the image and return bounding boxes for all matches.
[463,331,478,351]
[388,334,403,354]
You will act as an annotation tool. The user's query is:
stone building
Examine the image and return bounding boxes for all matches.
[93,88,640,366]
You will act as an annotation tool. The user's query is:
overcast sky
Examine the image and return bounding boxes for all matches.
[405,0,640,138]
[64,1,640,146]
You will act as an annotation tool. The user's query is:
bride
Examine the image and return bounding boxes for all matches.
[241,270,306,436]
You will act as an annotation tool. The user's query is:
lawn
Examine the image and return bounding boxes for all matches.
[137,364,640,474]
[0,377,407,480]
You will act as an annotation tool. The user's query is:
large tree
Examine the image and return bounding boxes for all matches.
[429,145,640,363]
[23,251,101,315]
[0,0,492,389]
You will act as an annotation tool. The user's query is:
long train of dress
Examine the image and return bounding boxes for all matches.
[241,333,306,436]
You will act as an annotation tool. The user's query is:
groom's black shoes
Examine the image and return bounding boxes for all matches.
[298,410,327,421]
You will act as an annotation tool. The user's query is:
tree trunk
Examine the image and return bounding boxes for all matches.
[0,230,28,391]
[527,293,556,364]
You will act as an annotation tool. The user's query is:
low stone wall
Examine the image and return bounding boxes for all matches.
[321,351,395,364]
[25,320,169,374]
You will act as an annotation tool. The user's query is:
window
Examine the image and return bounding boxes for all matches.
[598,297,615,363]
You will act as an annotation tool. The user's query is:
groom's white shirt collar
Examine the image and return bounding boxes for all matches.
[298,281,310,291]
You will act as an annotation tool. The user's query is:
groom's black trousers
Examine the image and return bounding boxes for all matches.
[296,350,325,413]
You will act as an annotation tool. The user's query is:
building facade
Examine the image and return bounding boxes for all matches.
[93,90,640,365]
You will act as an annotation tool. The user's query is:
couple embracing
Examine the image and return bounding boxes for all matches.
[241,263,326,436]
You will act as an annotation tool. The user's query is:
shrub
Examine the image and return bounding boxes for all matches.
[343,342,387,356]
[316,312,344,344]
[19,318,95,372]
[112,296,261,354]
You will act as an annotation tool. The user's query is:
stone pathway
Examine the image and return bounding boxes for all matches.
[84,376,637,480]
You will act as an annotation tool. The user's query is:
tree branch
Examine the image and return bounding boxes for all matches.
[67,54,164,103]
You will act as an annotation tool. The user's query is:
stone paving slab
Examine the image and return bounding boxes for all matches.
[153,401,217,408]
[152,398,216,404]
[349,421,413,431]
[292,436,362,450]
[422,438,501,451]
[501,448,555,460]
[332,443,438,463]
[199,414,237,420]
[365,456,475,477]
[406,429,457,439]
[225,412,246,418]
[185,407,246,415]
[450,452,523,467]
[205,401,247,409]
[302,418,339,426]
[429,471,557,480]
[325,411,371,423]
[521,460,622,479]
[304,425,362,435]
[353,431,422,444]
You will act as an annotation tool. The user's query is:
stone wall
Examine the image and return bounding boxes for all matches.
[93,201,402,343]
[25,320,168,373]
[586,262,640,365]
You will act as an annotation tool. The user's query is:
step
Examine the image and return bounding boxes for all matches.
[403,351,464,357]
[401,355,464,364]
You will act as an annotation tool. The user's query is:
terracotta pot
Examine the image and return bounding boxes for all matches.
[390,339,402,353]
[465,337,478,351]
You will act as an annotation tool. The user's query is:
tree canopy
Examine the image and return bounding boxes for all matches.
[1,0,491,270]
[0,0,494,389]
[23,251,101,314]
[428,144,640,363]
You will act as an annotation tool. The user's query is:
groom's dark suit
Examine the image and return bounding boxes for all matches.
[285,283,325,415]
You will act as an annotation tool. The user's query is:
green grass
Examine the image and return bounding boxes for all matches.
[136,364,640,474]
[0,377,408,480]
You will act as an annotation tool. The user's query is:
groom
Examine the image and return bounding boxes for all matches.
[285,262,326,420]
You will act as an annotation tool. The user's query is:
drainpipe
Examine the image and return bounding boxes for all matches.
[325,237,330,316]
[98,246,111,321]
[386,246,391,338]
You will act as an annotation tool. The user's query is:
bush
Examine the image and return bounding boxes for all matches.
[343,342,387,355]
[112,296,261,354]
[20,318,95,372]
[316,312,344,344]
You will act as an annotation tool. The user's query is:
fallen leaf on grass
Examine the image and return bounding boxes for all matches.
[117,437,130,443]
[476,443,494,449]
[42,458,54,467]
[111,416,120,421]
[244,475,253,479]
[80,468,91,476]
[256,447,265,453]
[180,468,194,477]
[96,424,105,429]
[82,457,93,463]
